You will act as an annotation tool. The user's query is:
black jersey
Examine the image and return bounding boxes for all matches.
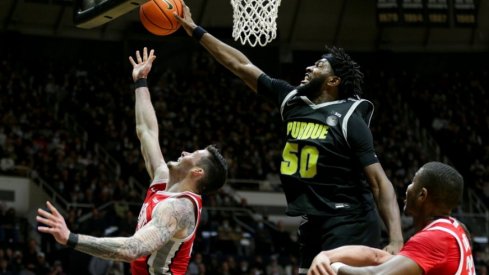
[258,74,379,216]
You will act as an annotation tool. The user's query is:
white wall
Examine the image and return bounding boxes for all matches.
[0,176,30,215]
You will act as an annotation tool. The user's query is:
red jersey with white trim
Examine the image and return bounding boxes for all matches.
[399,217,475,275]
[130,182,202,275]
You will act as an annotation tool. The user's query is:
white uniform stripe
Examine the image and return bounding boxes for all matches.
[342,100,363,148]
[146,191,200,274]
[147,239,183,274]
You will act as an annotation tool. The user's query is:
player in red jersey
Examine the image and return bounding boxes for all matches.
[307,161,476,275]
[36,47,227,275]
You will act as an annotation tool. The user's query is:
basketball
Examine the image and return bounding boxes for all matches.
[139,0,183,36]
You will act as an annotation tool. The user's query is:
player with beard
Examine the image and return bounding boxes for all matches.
[175,4,403,274]
[36,48,228,275]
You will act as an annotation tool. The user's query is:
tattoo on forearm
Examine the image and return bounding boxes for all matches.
[76,235,147,262]
[74,197,196,262]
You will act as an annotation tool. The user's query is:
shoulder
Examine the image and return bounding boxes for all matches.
[399,225,461,274]
[258,73,295,92]
[153,197,196,217]
[406,228,451,245]
[400,228,452,257]
[151,196,197,232]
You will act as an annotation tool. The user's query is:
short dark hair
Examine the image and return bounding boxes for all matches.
[197,145,228,194]
[322,46,364,99]
[418,162,464,210]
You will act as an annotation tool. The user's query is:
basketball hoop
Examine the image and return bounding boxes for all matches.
[230,0,282,47]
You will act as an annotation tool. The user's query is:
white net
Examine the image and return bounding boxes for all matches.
[231,0,282,47]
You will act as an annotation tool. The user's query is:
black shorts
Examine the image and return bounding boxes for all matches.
[297,208,381,274]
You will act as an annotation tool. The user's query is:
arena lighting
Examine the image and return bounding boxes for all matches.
[74,0,146,29]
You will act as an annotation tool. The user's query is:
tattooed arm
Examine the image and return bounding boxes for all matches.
[37,199,196,262]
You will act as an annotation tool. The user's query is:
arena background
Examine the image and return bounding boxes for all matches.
[0,0,488,274]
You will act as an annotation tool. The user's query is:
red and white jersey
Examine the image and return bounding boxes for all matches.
[130,182,202,275]
[400,217,475,275]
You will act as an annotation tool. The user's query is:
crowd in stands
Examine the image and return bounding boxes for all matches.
[406,70,489,205]
[1,35,488,274]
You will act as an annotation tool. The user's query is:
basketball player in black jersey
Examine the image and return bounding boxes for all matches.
[175,4,403,274]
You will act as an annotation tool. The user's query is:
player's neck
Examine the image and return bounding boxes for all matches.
[416,211,451,231]
[166,179,199,194]
[428,208,451,220]
[312,92,337,104]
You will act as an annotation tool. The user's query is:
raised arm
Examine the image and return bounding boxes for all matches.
[129,48,169,181]
[36,199,196,262]
[347,114,403,254]
[174,2,263,92]
[364,163,403,254]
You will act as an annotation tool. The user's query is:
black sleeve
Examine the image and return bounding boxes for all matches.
[347,112,379,167]
[257,73,296,107]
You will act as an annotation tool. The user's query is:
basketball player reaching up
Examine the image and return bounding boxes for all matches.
[175,4,402,274]
[307,162,476,275]
[36,48,228,275]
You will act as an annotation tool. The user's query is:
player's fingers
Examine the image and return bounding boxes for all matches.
[46,201,60,217]
[309,263,333,275]
[36,216,55,227]
[324,263,336,275]
[173,11,182,21]
[136,50,142,63]
[315,266,327,275]
[129,56,136,66]
[143,47,148,61]
[37,226,56,233]
[148,49,156,60]
[179,2,190,17]
[37,208,53,219]
[315,264,328,275]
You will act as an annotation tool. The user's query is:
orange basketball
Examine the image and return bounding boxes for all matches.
[139,0,183,36]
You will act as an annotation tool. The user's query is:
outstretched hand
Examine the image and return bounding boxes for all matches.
[36,201,70,245]
[129,47,156,82]
[173,0,197,36]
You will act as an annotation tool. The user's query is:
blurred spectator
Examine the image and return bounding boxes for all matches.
[186,252,203,275]
[88,256,112,275]
[266,256,285,275]
[0,257,13,275]
[49,260,66,275]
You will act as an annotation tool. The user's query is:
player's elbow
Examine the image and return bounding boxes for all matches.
[222,56,253,75]
[111,250,140,262]
[136,125,155,140]
[119,255,138,263]
[120,240,151,262]
[135,124,146,138]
